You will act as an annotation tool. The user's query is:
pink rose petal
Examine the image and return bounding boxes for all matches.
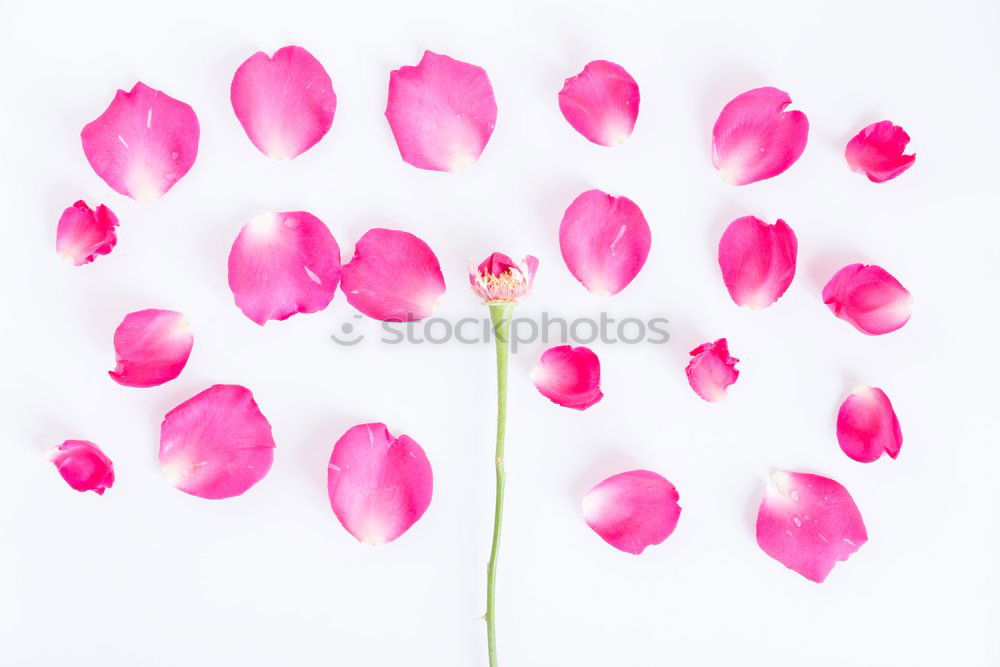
[712,87,808,185]
[582,470,681,555]
[822,263,912,335]
[340,228,446,321]
[837,386,903,463]
[756,471,868,582]
[559,189,651,296]
[81,82,199,202]
[530,345,603,410]
[231,45,336,160]
[159,385,275,499]
[45,440,114,495]
[327,423,433,546]
[686,338,739,402]
[845,121,915,183]
[228,211,342,325]
[718,216,797,309]
[108,309,193,388]
[558,60,639,147]
[385,50,497,172]
[56,200,119,266]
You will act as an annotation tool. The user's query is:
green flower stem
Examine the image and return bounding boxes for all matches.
[486,302,515,667]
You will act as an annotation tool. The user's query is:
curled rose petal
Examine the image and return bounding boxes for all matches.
[159,384,275,499]
[530,345,603,410]
[228,211,341,325]
[327,423,433,545]
[231,45,336,160]
[822,263,912,335]
[837,386,902,463]
[81,82,199,202]
[845,121,915,183]
[718,216,797,309]
[45,440,114,495]
[582,470,681,554]
[108,309,193,388]
[559,189,651,296]
[385,50,497,172]
[340,228,446,321]
[558,60,639,147]
[469,252,539,303]
[756,471,868,582]
[712,87,808,185]
[686,338,739,402]
[56,201,119,266]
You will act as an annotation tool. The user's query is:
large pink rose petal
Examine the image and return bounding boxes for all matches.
[686,338,739,402]
[231,45,336,160]
[159,385,275,499]
[327,423,433,546]
[837,386,903,463]
[108,309,193,388]
[822,263,912,335]
[756,471,868,583]
[582,470,681,555]
[340,228,446,321]
[718,216,797,309]
[845,121,915,183]
[558,60,639,147]
[385,51,497,172]
[228,211,342,325]
[559,189,651,296]
[81,82,199,202]
[530,345,603,410]
[45,440,115,495]
[56,201,119,266]
[712,87,808,185]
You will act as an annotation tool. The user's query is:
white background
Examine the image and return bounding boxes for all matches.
[2,0,998,665]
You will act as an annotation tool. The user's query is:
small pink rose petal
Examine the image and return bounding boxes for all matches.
[718,216,797,309]
[558,60,639,147]
[228,211,342,325]
[822,263,912,335]
[837,386,903,463]
[686,338,739,402]
[340,228,446,321]
[530,345,603,410]
[231,45,337,160]
[385,51,497,172]
[582,470,681,554]
[45,440,114,495]
[56,201,119,266]
[327,423,433,546]
[108,309,193,388]
[559,189,651,296]
[712,87,808,185]
[159,385,275,499]
[81,82,199,202]
[756,471,868,582]
[845,121,915,183]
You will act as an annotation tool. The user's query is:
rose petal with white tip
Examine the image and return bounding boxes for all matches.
[756,471,867,582]
[845,121,915,183]
[228,211,341,325]
[81,82,199,202]
[56,201,119,266]
[46,440,114,495]
[327,423,433,546]
[340,228,446,321]
[582,470,681,554]
[837,386,903,462]
[822,263,912,335]
[385,51,497,172]
[558,60,639,146]
[530,345,603,410]
[718,216,797,309]
[231,45,336,160]
[108,309,193,388]
[159,385,275,499]
[686,338,739,402]
[559,189,651,296]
